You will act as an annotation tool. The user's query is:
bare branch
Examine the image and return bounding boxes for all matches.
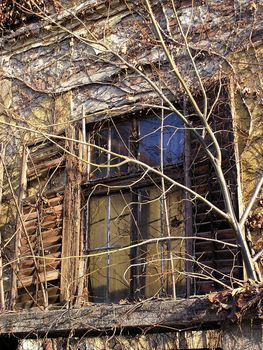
[240,173,263,227]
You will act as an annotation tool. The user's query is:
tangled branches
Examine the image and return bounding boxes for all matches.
[0,0,50,34]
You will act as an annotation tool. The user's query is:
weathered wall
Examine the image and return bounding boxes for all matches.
[222,321,263,350]
[227,44,263,267]
[16,323,263,350]
[18,330,222,350]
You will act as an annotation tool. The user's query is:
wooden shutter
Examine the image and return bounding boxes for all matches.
[13,138,65,309]
[191,110,242,294]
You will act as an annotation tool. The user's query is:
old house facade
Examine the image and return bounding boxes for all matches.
[0,0,262,349]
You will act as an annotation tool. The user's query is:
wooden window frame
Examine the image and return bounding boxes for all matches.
[82,111,187,302]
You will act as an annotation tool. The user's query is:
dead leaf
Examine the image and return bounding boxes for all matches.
[250,2,257,11]
[208,292,219,303]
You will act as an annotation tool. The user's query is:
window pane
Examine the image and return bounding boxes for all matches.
[165,188,186,297]
[163,113,184,165]
[88,193,131,303]
[141,187,163,298]
[110,122,131,176]
[138,114,184,167]
[90,128,109,179]
[138,117,161,166]
[131,187,163,298]
[88,196,108,302]
[109,192,131,302]
[88,186,185,302]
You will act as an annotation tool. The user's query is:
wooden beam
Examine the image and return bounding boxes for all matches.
[0,143,6,311]
[60,126,82,304]
[11,145,28,309]
[0,298,228,337]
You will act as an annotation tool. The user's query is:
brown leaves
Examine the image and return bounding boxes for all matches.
[208,283,263,319]
[246,198,263,231]
[52,0,62,13]
[247,212,263,230]
[208,290,233,311]
[119,299,130,305]
[250,1,257,11]
[0,0,46,34]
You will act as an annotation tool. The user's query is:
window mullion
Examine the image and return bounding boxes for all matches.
[85,200,89,253]
[130,191,139,299]
[87,132,91,182]
[106,195,111,302]
[107,126,111,177]
[160,109,165,296]
[160,195,165,295]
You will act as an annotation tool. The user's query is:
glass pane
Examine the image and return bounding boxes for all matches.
[165,188,186,297]
[90,128,109,179]
[163,113,184,165]
[131,187,162,298]
[110,122,131,176]
[88,196,108,302]
[109,192,131,302]
[138,114,184,167]
[138,117,161,166]
[142,187,162,298]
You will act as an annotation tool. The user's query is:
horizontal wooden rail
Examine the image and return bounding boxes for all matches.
[0,297,229,338]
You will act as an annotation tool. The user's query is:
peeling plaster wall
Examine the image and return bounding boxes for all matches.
[229,45,263,202]
[18,330,222,350]
[227,44,263,266]
[222,321,263,350]
[16,323,263,350]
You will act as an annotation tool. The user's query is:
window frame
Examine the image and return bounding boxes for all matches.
[84,111,185,183]
[82,111,187,303]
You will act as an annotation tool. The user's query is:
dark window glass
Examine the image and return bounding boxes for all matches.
[138,117,161,167]
[90,128,109,179]
[163,113,184,165]
[89,112,184,180]
[138,113,184,167]
[110,122,131,176]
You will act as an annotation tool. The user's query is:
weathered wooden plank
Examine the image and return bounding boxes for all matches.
[23,204,63,222]
[11,146,28,309]
[61,126,82,304]
[20,227,62,246]
[27,155,65,178]
[0,143,6,311]
[29,149,64,165]
[22,191,64,207]
[19,252,61,270]
[0,298,227,337]
[17,270,60,288]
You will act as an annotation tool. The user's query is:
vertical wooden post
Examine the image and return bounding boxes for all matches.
[61,125,82,306]
[183,102,194,297]
[10,145,28,309]
[81,107,87,175]
[75,118,87,306]
[0,143,5,204]
[0,143,6,311]
[61,126,74,305]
